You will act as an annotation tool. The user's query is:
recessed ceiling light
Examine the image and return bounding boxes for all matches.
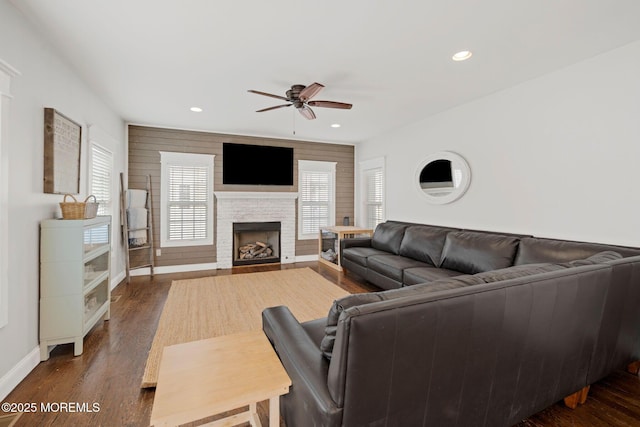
[190,107,203,112]
[452,50,472,61]
[331,123,341,128]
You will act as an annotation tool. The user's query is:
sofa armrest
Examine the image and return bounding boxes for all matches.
[262,306,343,427]
[341,237,372,252]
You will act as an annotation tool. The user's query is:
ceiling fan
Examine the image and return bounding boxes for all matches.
[248,82,352,120]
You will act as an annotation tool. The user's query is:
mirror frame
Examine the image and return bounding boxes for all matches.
[415,151,471,205]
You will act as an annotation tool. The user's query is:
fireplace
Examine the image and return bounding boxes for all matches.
[215,192,297,269]
[233,221,281,266]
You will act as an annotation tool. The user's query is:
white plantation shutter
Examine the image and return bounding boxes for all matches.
[298,160,336,239]
[168,165,208,241]
[365,167,384,229]
[89,143,112,216]
[160,152,214,247]
[360,157,385,229]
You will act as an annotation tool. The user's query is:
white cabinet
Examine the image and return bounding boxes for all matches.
[40,216,111,361]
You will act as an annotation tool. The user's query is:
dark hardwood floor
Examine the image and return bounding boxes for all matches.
[3,262,639,426]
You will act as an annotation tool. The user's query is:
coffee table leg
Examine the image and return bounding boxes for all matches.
[249,402,260,427]
[269,396,280,427]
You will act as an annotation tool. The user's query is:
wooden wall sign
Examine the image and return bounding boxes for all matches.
[43,108,82,194]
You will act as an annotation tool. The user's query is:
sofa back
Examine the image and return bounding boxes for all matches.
[398,225,457,266]
[371,221,412,254]
[439,230,521,273]
[327,264,612,426]
[514,237,640,265]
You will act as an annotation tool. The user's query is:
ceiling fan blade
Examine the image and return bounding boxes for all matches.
[299,83,324,102]
[307,100,353,110]
[248,89,289,101]
[256,104,292,112]
[298,105,316,120]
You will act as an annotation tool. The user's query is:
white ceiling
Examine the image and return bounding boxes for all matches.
[12,0,640,144]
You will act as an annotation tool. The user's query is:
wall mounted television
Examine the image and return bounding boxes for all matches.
[222,143,294,186]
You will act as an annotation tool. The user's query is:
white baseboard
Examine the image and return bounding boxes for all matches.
[0,346,39,401]
[128,257,319,277]
[111,270,126,290]
[129,262,218,276]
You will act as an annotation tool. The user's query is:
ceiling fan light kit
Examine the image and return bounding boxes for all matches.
[248,82,352,120]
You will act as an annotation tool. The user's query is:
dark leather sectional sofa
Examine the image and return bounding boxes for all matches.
[263,221,640,426]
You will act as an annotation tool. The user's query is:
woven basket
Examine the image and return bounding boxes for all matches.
[60,195,99,219]
[84,195,99,219]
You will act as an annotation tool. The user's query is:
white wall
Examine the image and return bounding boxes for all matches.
[357,40,640,247]
[0,0,126,398]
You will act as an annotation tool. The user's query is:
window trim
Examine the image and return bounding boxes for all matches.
[359,157,385,229]
[88,141,113,217]
[160,151,215,248]
[297,160,336,240]
[0,59,19,329]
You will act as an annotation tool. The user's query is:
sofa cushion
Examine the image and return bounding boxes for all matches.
[320,274,484,359]
[403,266,461,286]
[514,237,639,265]
[560,251,623,267]
[382,274,486,299]
[367,254,430,282]
[440,231,520,274]
[342,247,389,267]
[398,225,453,266]
[320,293,383,358]
[474,263,566,283]
[371,221,409,254]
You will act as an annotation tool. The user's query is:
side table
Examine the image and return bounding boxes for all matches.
[150,331,291,427]
[318,225,373,271]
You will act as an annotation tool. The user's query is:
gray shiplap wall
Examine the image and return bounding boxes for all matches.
[128,125,354,267]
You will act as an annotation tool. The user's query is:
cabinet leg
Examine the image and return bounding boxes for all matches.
[40,343,50,361]
[73,338,83,356]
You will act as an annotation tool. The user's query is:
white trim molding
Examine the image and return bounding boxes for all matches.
[297,160,337,240]
[129,262,218,276]
[0,58,19,329]
[359,156,386,229]
[214,191,298,200]
[160,151,215,248]
[0,347,39,401]
[295,254,319,263]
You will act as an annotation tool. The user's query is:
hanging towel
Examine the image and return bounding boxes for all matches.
[127,189,147,209]
[127,207,148,246]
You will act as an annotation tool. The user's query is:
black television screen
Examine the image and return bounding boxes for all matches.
[223,143,294,185]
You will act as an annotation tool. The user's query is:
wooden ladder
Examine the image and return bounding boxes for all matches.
[120,173,155,283]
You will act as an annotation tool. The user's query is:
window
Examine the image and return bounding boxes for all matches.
[360,157,385,229]
[160,152,214,247]
[298,160,336,240]
[88,143,113,216]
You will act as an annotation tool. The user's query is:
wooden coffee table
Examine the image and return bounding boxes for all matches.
[150,331,291,427]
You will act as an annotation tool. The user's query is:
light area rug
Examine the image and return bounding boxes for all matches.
[141,267,349,388]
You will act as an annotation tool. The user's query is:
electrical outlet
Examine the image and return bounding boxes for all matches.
[156,249,161,256]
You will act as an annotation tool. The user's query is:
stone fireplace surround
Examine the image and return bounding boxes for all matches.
[215,192,297,269]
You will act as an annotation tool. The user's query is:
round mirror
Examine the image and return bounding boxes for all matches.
[416,151,471,204]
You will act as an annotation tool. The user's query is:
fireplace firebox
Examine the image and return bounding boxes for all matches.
[232,222,281,266]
